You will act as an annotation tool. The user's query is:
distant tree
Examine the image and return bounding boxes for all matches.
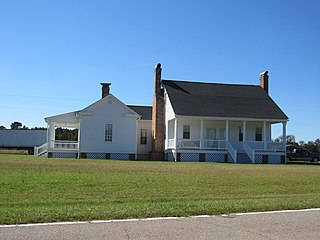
[0,125,6,130]
[274,134,297,145]
[21,125,29,130]
[10,121,22,130]
[31,127,47,130]
[55,128,78,141]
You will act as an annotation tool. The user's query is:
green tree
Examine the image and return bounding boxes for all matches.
[10,121,22,130]
[0,125,6,130]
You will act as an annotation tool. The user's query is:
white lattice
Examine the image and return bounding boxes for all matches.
[255,155,263,164]
[87,153,106,159]
[110,153,130,160]
[180,153,199,162]
[52,152,77,159]
[205,153,225,163]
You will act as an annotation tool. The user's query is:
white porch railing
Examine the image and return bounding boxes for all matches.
[203,139,226,150]
[266,141,284,152]
[34,142,48,156]
[177,139,200,149]
[226,141,237,163]
[246,141,285,153]
[50,140,79,150]
[243,141,255,163]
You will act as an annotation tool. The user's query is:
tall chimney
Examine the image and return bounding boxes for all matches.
[150,63,165,160]
[101,83,111,98]
[260,71,269,94]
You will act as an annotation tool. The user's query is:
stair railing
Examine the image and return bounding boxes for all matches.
[226,141,237,163]
[243,141,255,164]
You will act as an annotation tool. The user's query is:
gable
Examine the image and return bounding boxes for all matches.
[162,80,288,120]
[80,94,140,119]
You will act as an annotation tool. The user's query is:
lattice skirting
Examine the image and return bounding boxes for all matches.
[86,153,106,159]
[110,153,130,160]
[51,152,78,158]
[255,155,263,164]
[180,153,199,162]
[205,153,226,163]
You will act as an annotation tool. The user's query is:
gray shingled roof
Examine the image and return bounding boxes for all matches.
[127,105,152,120]
[162,80,288,120]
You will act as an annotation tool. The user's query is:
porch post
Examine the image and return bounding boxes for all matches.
[49,123,55,149]
[226,120,229,141]
[174,118,178,150]
[200,120,204,150]
[282,121,287,155]
[165,120,169,150]
[263,121,267,150]
[243,121,246,141]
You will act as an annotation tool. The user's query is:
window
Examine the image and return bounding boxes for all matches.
[239,127,243,142]
[255,127,262,141]
[140,129,147,145]
[105,124,112,142]
[183,125,190,139]
[207,128,217,139]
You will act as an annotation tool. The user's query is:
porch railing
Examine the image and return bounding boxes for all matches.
[246,141,284,153]
[243,141,255,163]
[203,139,226,150]
[50,140,79,150]
[226,141,237,163]
[34,142,48,156]
[177,139,200,149]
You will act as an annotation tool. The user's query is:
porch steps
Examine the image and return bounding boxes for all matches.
[237,152,252,164]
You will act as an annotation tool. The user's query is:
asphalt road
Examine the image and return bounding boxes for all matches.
[1,209,320,240]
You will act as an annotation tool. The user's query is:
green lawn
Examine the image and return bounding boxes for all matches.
[0,154,320,224]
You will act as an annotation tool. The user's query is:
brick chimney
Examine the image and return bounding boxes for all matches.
[150,63,165,160]
[260,71,269,94]
[101,83,111,98]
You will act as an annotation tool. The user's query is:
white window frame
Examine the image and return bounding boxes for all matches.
[105,124,113,142]
[140,129,147,145]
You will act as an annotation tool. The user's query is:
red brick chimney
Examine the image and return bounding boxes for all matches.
[260,71,269,94]
[101,83,111,98]
[150,63,165,160]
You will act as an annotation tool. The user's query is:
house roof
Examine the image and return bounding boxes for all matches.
[162,80,288,120]
[127,105,152,120]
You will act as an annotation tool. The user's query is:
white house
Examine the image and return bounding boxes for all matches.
[35,84,152,160]
[36,64,288,164]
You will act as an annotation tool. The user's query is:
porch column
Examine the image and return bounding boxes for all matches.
[200,120,204,150]
[174,118,178,150]
[282,121,287,153]
[165,120,169,150]
[225,120,229,141]
[49,123,56,148]
[263,121,267,150]
[243,121,246,141]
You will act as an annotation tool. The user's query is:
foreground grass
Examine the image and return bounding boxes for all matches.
[0,154,320,224]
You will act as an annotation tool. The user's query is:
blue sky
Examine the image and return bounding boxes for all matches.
[0,0,319,142]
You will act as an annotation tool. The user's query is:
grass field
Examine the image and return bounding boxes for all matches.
[0,154,320,224]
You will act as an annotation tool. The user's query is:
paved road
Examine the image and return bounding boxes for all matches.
[1,209,320,240]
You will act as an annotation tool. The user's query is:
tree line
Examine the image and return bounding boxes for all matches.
[0,121,77,141]
[275,134,320,153]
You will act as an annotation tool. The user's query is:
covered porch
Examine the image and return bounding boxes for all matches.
[166,117,287,163]
[35,112,81,157]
